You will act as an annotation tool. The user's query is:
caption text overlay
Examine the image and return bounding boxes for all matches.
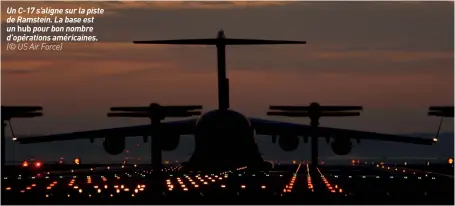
[5,6,105,51]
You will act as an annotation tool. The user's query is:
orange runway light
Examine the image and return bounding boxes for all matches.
[74,158,80,165]
[22,161,29,167]
[448,157,453,165]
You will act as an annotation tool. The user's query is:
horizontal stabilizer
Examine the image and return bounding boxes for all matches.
[429,106,453,111]
[223,38,306,45]
[428,112,454,118]
[2,106,43,112]
[108,104,203,119]
[267,111,361,117]
[2,106,43,119]
[111,105,203,112]
[108,111,201,118]
[134,39,218,45]
[269,105,362,111]
[6,112,43,118]
[134,38,306,45]
[428,106,453,117]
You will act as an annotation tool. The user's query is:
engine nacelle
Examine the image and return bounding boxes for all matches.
[278,135,299,152]
[161,134,180,151]
[103,136,125,155]
[331,137,352,155]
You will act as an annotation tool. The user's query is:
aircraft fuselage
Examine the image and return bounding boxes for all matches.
[185,109,270,171]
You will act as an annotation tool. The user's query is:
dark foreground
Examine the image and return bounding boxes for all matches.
[2,163,453,204]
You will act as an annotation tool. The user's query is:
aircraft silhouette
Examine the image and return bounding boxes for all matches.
[16,29,435,172]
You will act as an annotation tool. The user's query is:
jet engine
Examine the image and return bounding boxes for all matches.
[278,135,299,151]
[103,136,125,155]
[161,133,180,151]
[331,137,352,155]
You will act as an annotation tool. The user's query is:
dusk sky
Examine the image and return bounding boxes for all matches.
[1,1,454,162]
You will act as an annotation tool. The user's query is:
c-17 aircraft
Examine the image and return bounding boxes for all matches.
[16,29,435,172]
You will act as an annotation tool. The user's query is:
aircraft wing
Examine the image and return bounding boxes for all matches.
[16,119,198,144]
[249,118,435,145]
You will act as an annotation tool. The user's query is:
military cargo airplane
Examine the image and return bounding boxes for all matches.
[16,30,435,172]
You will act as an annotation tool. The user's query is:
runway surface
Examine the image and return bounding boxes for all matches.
[2,163,453,204]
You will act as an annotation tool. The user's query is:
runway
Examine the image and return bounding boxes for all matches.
[2,163,453,204]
